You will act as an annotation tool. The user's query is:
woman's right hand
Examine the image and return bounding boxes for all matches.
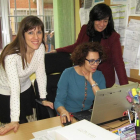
[0,122,19,135]
[60,110,72,124]
[42,100,54,109]
[49,50,57,53]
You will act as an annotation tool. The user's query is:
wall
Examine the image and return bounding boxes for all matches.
[53,0,74,49]
[74,0,81,40]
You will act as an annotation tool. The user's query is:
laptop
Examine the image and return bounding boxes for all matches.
[72,82,139,125]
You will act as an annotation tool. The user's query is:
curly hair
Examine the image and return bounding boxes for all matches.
[86,3,114,39]
[71,42,106,66]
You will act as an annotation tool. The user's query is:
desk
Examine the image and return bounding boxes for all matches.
[0,116,130,140]
[0,117,62,140]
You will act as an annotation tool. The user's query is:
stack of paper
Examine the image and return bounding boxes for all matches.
[54,120,120,140]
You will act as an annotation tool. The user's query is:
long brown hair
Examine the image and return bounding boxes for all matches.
[0,15,45,69]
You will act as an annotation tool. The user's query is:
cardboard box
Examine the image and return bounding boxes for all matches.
[54,120,120,140]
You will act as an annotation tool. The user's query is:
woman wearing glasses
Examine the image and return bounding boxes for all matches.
[50,3,128,88]
[54,42,106,124]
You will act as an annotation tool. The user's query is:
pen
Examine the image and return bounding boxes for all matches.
[127,109,131,124]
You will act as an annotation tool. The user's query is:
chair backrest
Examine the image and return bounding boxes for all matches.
[45,52,73,75]
[34,52,73,119]
[45,52,73,102]
[35,52,73,100]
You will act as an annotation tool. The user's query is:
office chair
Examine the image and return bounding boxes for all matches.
[34,52,73,120]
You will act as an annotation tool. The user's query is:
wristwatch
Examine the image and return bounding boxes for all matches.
[91,83,98,88]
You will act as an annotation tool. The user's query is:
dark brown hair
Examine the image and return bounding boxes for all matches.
[87,3,114,39]
[71,42,106,66]
[0,15,45,69]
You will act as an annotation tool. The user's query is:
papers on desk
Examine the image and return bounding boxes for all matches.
[32,120,120,140]
[31,135,54,140]
[54,120,120,140]
[31,126,62,140]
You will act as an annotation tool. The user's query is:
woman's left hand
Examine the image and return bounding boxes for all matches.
[42,100,54,109]
[82,71,93,84]
[0,122,19,135]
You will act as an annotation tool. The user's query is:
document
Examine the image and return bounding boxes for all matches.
[123,18,140,76]
[79,8,90,27]
[31,134,54,140]
[110,5,128,45]
[55,120,120,140]
[130,0,140,16]
[129,0,136,15]
[123,29,140,62]
[111,0,129,4]
[31,126,62,140]
[128,19,140,31]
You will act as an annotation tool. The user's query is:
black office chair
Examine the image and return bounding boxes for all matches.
[34,52,73,120]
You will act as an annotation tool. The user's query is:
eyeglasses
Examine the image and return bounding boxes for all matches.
[85,58,101,65]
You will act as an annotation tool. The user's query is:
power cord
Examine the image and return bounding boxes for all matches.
[102,121,130,131]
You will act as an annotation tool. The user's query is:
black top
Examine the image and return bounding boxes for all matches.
[89,31,102,43]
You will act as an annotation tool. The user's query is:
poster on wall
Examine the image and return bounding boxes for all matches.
[131,0,140,16]
[79,8,90,26]
[111,0,140,16]
[111,0,128,4]
[94,0,104,4]
[110,5,128,45]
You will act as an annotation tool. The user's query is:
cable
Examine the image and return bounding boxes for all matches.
[101,112,135,131]
[102,121,130,131]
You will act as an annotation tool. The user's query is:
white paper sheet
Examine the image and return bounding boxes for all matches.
[110,5,128,46]
[79,8,90,27]
[111,0,129,4]
[123,29,140,63]
[31,126,62,140]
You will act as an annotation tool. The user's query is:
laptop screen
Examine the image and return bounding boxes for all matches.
[90,82,138,125]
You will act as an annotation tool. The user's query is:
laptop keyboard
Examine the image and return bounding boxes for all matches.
[79,115,91,121]
[72,109,92,121]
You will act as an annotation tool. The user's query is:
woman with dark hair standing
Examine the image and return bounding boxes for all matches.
[50,3,128,88]
[0,16,53,135]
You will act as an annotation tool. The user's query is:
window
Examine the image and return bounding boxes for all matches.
[9,0,54,40]
[44,9,54,31]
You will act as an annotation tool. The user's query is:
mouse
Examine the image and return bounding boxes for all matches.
[62,117,71,126]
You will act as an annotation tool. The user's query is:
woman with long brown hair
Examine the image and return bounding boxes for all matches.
[0,15,53,135]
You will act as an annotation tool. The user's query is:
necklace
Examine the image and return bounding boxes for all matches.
[81,79,88,111]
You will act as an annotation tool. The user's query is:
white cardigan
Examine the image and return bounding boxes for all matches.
[0,43,47,122]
